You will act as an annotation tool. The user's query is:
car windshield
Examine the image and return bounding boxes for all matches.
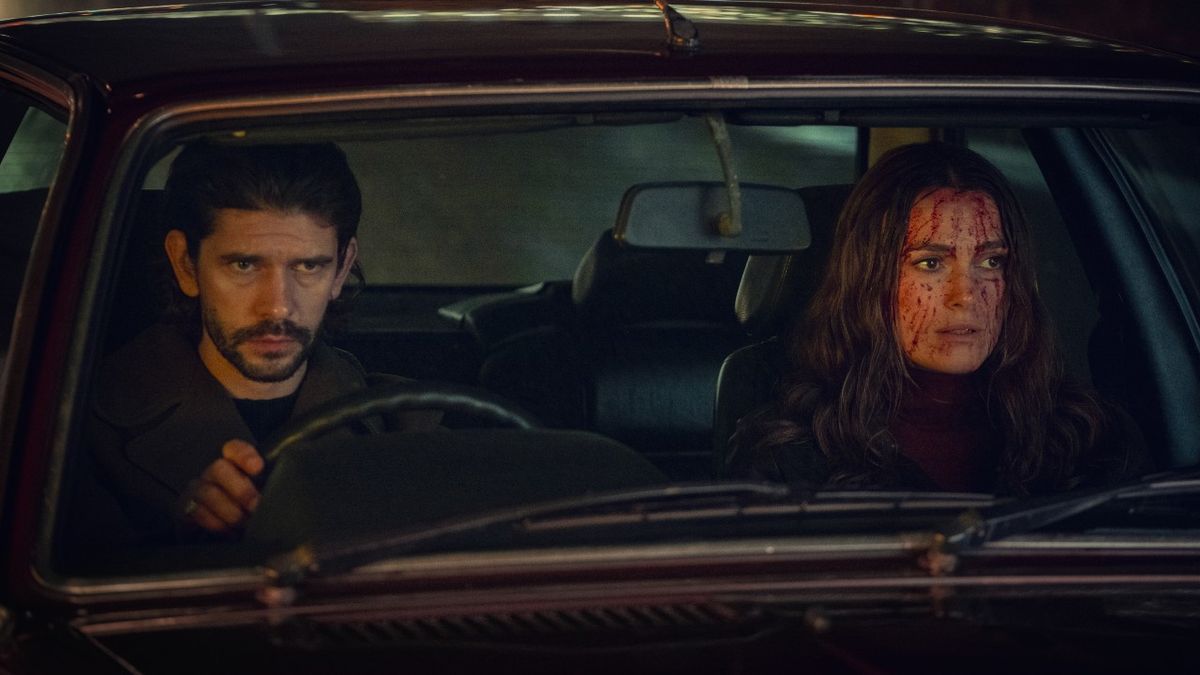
[51,106,1200,578]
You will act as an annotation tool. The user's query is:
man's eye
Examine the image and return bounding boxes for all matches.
[915,258,941,271]
[231,261,255,272]
[296,261,324,273]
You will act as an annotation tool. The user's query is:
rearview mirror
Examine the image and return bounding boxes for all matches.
[614,182,811,252]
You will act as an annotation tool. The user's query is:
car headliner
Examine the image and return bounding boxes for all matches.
[0,1,1197,106]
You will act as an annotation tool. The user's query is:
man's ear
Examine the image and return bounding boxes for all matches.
[330,237,358,300]
[164,229,200,298]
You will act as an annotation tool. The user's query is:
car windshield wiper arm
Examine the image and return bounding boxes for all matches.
[264,482,792,586]
[941,470,1200,551]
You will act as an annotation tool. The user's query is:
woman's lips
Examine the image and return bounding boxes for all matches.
[936,325,983,339]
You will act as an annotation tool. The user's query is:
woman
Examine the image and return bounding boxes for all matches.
[729,142,1147,496]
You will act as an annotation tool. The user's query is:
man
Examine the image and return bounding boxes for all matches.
[76,140,430,547]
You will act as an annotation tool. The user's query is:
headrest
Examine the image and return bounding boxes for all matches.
[734,183,854,337]
[571,180,814,326]
[572,229,747,325]
[106,190,170,352]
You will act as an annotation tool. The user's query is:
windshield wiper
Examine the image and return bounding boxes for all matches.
[264,482,793,586]
[268,472,1139,589]
[941,470,1200,552]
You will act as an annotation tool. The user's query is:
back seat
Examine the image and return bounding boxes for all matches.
[445,282,584,428]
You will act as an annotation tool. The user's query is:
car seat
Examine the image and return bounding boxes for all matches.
[572,228,750,479]
[448,281,586,429]
[712,183,853,477]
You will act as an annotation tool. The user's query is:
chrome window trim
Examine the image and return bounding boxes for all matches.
[0,54,73,110]
[134,77,1200,128]
[66,534,1200,636]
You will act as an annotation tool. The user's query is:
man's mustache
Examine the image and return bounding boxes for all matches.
[229,320,312,346]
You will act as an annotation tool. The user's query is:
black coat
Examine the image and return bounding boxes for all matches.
[64,323,437,553]
[728,401,1152,497]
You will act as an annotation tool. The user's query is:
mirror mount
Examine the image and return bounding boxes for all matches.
[704,112,743,239]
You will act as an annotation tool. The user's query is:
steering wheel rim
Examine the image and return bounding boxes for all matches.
[262,380,541,464]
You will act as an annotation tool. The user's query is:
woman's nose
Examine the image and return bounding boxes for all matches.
[945,268,976,308]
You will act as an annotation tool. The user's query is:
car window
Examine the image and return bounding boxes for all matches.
[140,121,857,288]
[345,120,855,286]
[1099,125,1200,317]
[0,96,67,369]
[968,127,1098,384]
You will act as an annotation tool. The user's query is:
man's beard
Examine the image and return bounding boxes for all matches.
[202,306,316,383]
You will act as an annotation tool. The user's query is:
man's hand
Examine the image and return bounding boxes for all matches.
[181,439,264,533]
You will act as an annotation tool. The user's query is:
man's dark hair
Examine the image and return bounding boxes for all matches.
[160,140,364,325]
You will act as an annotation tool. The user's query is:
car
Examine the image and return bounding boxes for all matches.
[2,1,1200,672]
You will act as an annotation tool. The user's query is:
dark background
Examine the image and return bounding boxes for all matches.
[0,0,1195,56]
[0,1,1194,57]
[845,0,1198,57]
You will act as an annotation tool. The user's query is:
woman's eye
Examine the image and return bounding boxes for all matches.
[915,258,941,271]
[981,255,1007,270]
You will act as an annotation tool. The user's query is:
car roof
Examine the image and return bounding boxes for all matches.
[1,1,1198,106]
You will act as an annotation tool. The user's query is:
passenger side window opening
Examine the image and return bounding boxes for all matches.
[1100,124,1200,323]
[968,128,1099,385]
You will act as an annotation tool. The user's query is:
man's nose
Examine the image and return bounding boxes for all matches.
[255,268,295,320]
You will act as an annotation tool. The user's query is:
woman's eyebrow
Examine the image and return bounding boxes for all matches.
[903,240,1009,255]
[904,242,953,254]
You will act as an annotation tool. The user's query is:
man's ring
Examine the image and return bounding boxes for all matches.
[183,499,199,516]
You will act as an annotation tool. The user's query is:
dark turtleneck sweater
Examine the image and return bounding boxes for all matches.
[889,369,1000,493]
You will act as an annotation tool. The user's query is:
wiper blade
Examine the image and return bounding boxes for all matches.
[264,482,791,586]
[942,470,1200,551]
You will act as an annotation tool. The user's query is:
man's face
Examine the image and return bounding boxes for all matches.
[166,208,357,398]
[895,188,1007,375]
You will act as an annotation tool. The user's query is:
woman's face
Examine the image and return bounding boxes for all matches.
[895,187,1007,375]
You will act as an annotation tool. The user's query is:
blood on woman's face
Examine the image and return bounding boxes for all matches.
[895,188,1007,375]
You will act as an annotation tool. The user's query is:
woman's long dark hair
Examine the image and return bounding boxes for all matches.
[738,142,1105,495]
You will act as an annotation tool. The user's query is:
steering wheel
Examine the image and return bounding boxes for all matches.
[261,380,541,465]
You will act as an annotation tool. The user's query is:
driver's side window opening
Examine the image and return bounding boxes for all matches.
[0,100,67,370]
